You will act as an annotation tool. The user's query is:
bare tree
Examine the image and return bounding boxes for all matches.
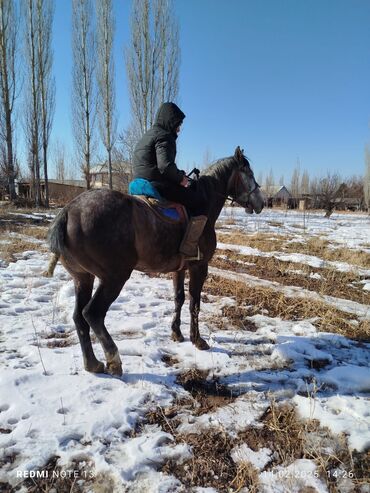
[157,0,179,103]
[0,0,20,200]
[53,138,66,182]
[279,174,284,186]
[96,0,116,189]
[118,121,140,165]
[290,165,300,198]
[345,175,364,200]
[72,0,96,189]
[264,168,274,197]
[365,145,370,211]
[317,172,341,216]
[125,0,180,135]
[203,147,213,168]
[24,0,42,206]
[300,169,310,195]
[36,0,55,207]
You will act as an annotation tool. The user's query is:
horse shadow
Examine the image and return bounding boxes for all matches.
[108,330,370,401]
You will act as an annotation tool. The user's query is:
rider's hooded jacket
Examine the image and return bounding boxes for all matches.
[132,102,186,185]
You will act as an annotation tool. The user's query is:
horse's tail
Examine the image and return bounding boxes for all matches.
[47,207,68,255]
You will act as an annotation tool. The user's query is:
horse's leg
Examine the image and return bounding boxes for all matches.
[171,270,185,342]
[83,274,130,376]
[188,263,210,350]
[73,273,104,373]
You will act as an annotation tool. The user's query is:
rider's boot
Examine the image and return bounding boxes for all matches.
[179,215,208,261]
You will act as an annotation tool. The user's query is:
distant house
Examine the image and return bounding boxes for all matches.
[260,185,291,207]
[17,179,86,204]
[90,161,132,191]
[333,183,365,211]
[17,160,133,205]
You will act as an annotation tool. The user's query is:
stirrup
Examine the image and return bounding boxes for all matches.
[183,247,203,261]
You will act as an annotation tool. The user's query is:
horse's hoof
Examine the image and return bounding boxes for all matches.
[194,338,210,351]
[106,361,123,377]
[172,332,184,343]
[85,360,105,374]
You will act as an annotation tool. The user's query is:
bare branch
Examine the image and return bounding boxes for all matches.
[125,0,180,135]
[72,0,96,189]
[0,0,20,200]
[96,0,116,189]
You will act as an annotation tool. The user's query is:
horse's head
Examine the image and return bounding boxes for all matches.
[227,147,264,214]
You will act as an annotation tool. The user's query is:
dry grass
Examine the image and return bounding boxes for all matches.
[239,402,308,467]
[218,231,290,252]
[285,237,370,269]
[212,249,370,305]
[205,274,370,340]
[0,211,49,265]
[0,236,47,264]
[177,369,236,414]
[147,393,367,492]
[161,428,260,492]
[11,455,116,493]
[239,400,368,492]
[218,231,370,269]
[210,304,258,332]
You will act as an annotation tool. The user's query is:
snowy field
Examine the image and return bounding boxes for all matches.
[0,206,369,492]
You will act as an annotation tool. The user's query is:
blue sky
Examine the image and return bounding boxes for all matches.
[48,0,370,182]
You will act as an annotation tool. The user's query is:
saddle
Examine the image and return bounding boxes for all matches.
[129,179,206,267]
[129,178,188,224]
[133,195,188,224]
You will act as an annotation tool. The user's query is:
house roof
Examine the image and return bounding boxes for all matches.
[18,179,86,188]
[90,161,131,174]
[48,179,86,187]
[260,185,291,196]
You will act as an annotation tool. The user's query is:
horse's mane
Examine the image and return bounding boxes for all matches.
[201,156,236,182]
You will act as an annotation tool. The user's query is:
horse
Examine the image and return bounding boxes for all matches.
[48,146,264,376]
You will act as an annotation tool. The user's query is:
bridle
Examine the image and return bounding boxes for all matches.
[187,164,260,206]
[230,169,260,205]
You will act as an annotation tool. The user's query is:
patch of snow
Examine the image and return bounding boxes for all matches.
[259,459,327,493]
[320,365,370,393]
[231,444,272,470]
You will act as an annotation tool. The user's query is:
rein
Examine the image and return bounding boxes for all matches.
[215,169,260,205]
[188,161,259,206]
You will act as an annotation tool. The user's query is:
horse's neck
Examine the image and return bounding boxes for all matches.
[202,163,233,226]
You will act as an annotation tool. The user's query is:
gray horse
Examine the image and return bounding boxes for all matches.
[48,147,264,376]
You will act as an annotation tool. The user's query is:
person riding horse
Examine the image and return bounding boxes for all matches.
[132,102,208,260]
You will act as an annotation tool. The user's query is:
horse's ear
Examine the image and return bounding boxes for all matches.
[234,146,242,161]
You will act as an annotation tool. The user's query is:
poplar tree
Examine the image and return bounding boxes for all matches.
[36,0,55,207]
[96,0,116,189]
[72,0,96,189]
[125,0,180,135]
[0,0,19,200]
[364,145,370,211]
[24,0,41,206]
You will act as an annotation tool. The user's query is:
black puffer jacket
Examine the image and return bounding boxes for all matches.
[132,102,186,185]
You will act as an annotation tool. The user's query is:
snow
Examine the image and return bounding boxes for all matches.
[1,207,370,491]
[320,365,370,393]
[259,459,327,493]
[210,266,370,319]
[231,444,272,470]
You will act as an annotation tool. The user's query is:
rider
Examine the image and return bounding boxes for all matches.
[132,102,208,260]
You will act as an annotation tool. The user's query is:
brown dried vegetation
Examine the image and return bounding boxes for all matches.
[205,274,370,340]
[212,249,370,305]
[162,428,260,492]
[218,231,370,269]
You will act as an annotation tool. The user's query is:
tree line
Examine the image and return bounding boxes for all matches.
[0,0,179,206]
[259,161,369,212]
